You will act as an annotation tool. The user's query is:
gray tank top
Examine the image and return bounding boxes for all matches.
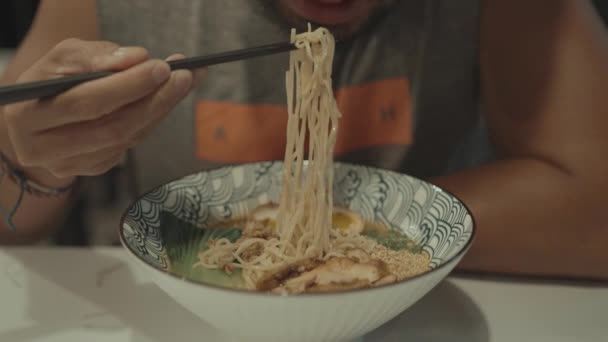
[96,0,492,196]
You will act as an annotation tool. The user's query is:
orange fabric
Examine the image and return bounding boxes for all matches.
[195,102,287,162]
[195,78,412,163]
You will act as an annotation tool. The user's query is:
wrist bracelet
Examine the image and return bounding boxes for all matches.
[0,151,74,197]
[0,151,75,232]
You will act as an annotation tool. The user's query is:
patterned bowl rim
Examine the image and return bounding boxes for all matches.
[119,161,477,298]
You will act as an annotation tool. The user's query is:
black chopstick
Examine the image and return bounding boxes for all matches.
[0,41,297,106]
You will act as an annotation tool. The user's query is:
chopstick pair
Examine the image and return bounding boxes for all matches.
[0,41,297,106]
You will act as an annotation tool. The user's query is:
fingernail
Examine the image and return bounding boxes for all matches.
[165,54,186,62]
[174,70,193,95]
[152,62,171,84]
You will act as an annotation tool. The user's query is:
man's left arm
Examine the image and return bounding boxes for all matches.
[432,0,608,280]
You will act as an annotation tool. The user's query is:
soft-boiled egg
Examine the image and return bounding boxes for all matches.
[252,203,280,222]
[251,203,279,231]
[251,204,364,235]
[332,208,364,235]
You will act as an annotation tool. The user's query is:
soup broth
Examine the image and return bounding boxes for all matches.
[192,206,430,294]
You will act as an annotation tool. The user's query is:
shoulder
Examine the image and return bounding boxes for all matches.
[1,0,98,83]
[479,0,608,173]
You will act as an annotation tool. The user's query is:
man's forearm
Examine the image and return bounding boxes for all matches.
[0,109,74,244]
[0,174,73,244]
[432,158,608,281]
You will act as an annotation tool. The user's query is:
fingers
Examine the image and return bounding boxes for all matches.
[20,39,150,82]
[127,54,206,145]
[9,59,171,131]
[165,53,207,90]
[85,69,194,152]
[13,52,208,131]
[4,46,208,174]
[4,39,163,131]
[112,68,194,140]
[165,54,185,62]
[21,68,194,162]
[36,59,172,128]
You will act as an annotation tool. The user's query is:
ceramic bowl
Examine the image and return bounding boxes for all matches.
[120,161,475,342]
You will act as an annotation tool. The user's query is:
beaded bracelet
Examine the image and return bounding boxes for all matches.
[0,151,75,231]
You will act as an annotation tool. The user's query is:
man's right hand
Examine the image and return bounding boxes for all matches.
[2,38,201,188]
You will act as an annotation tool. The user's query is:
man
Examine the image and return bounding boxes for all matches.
[1,0,607,280]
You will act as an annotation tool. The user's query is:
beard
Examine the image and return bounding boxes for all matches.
[258,0,395,40]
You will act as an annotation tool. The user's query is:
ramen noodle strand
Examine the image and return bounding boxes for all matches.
[196,26,361,288]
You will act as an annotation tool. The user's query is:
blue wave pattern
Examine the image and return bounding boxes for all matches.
[122,162,473,271]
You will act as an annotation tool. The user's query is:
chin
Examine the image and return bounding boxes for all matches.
[272,0,394,40]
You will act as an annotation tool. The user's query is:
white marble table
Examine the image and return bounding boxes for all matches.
[0,247,606,342]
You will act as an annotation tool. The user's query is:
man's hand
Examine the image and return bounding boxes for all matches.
[2,38,203,187]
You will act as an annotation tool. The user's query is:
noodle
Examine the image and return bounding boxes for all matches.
[277,25,338,259]
[195,26,378,288]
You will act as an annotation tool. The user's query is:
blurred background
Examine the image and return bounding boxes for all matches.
[0,0,40,48]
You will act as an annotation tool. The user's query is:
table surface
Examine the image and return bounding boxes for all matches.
[0,247,606,342]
